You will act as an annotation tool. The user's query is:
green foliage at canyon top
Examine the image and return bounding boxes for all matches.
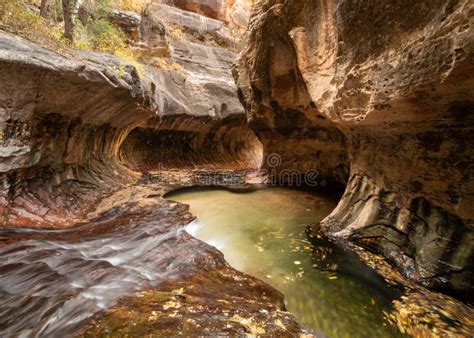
[0,0,144,61]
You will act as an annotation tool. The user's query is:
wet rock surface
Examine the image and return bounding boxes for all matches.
[1,0,473,336]
[344,241,474,336]
[0,171,311,336]
[234,0,474,296]
[0,4,296,334]
[82,262,311,336]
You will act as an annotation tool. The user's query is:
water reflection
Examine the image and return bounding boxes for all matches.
[168,187,404,337]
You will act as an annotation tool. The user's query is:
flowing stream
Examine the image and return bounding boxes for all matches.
[167,187,405,337]
[0,202,197,337]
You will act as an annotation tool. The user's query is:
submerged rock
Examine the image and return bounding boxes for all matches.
[1,0,473,336]
[0,171,311,336]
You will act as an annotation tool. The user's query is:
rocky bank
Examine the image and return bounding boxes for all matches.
[0,0,473,336]
[0,1,302,336]
[234,0,473,297]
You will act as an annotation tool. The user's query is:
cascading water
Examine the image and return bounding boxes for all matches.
[0,201,197,336]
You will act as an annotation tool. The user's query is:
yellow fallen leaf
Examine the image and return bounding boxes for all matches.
[274,318,286,330]
[163,300,181,310]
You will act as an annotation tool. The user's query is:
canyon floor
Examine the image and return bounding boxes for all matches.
[1,170,473,336]
[0,0,473,337]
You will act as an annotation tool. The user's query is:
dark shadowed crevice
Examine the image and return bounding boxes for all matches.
[119,115,264,171]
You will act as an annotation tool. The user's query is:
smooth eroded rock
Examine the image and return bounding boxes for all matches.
[234,0,474,296]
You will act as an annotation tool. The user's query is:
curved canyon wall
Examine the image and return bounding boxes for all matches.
[0,35,152,228]
[0,0,259,229]
[234,0,473,296]
[1,0,472,304]
[120,115,262,170]
[0,3,311,336]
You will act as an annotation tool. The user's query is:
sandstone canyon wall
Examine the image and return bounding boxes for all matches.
[0,2,314,336]
[1,0,472,312]
[234,0,473,296]
[0,0,261,229]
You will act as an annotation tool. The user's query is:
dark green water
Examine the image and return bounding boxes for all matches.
[167,187,404,337]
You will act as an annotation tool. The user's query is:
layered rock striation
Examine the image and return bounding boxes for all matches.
[0,0,261,228]
[1,0,473,334]
[0,1,299,336]
[0,34,152,227]
[234,0,473,296]
[163,0,253,28]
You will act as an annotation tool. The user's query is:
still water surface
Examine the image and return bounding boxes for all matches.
[167,187,404,337]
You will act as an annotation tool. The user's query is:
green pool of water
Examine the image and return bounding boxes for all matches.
[167,187,404,337]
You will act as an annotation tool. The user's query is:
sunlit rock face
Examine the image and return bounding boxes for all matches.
[164,0,253,28]
[235,0,473,295]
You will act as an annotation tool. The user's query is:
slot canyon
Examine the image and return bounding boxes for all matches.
[0,0,472,336]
